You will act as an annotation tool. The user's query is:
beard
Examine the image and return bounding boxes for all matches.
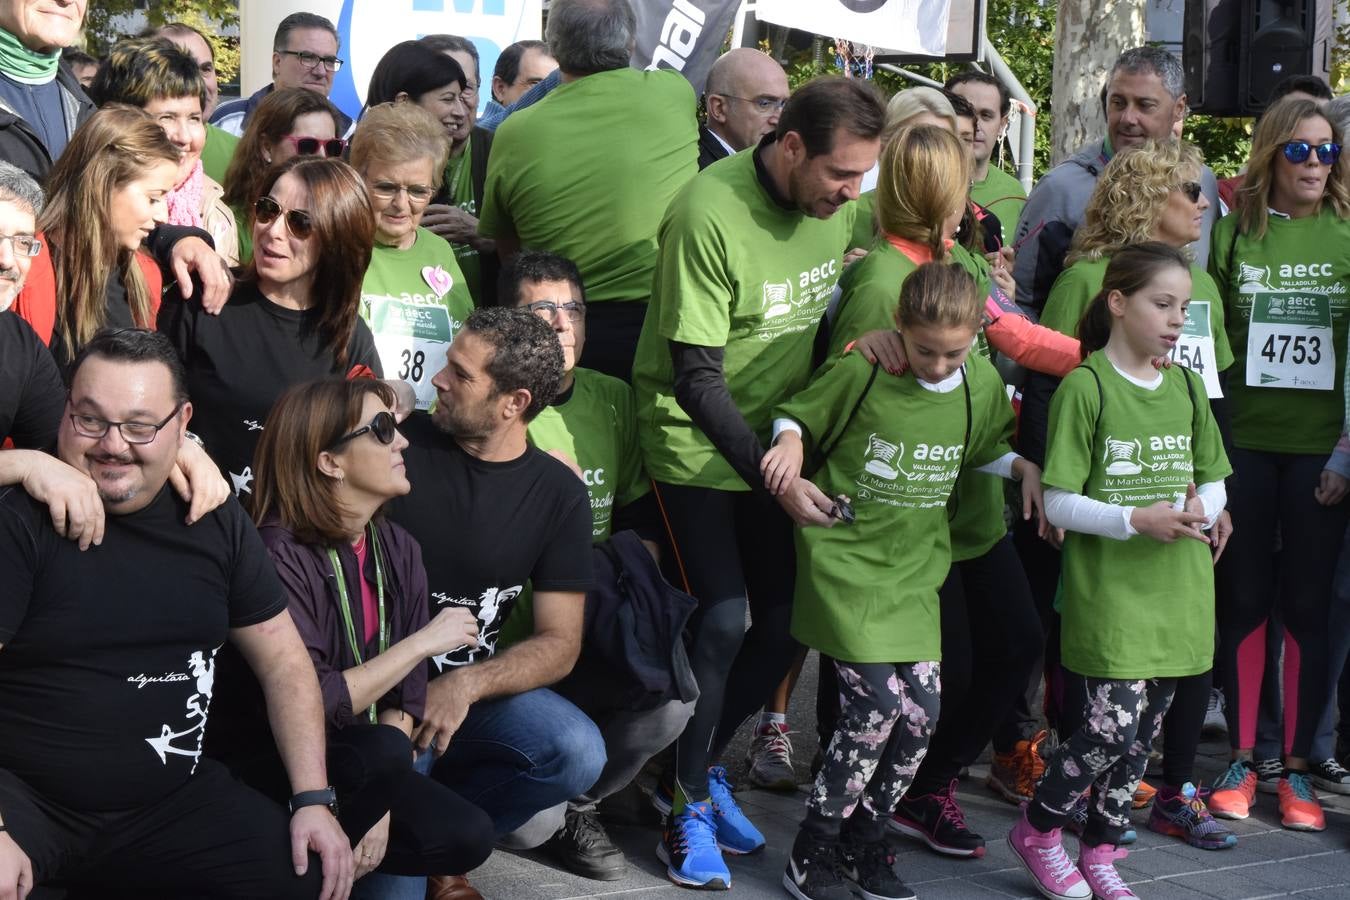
[431,397,495,441]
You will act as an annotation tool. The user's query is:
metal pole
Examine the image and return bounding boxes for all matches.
[982,37,1038,193]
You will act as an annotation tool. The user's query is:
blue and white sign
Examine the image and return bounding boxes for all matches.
[239,0,543,120]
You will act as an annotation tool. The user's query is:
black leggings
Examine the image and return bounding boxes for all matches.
[1216,448,1348,758]
[653,481,799,796]
[908,535,1042,796]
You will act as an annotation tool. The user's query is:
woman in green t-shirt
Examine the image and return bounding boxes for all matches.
[349,103,474,413]
[1010,244,1233,900]
[1207,98,1350,830]
[766,263,1043,900]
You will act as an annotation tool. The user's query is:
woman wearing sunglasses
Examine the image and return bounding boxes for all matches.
[88,36,240,266]
[1012,139,1239,852]
[10,105,180,372]
[365,40,497,306]
[246,376,492,895]
[1206,97,1350,832]
[223,87,345,264]
[159,156,382,502]
[350,102,474,412]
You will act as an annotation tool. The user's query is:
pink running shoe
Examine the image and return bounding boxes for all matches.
[1007,810,1091,900]
[1076,843,1139,900]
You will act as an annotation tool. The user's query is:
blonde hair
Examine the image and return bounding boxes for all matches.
[894,261,983,333]
[1067,140,1205,264]
[40,105,181,361]
[876,124,969,260]
[350,102,452,190]
[1237,97,1350,239]
[882,86,957,145]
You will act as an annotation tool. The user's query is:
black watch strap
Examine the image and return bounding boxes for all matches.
[289,787,338,816]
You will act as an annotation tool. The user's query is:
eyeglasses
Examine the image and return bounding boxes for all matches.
[281,135,347,158]
[254,196,314,239]
[276,49,344,72]
[369,181,436,203]
[716,94,788,113]
[1177,181,1203,204]
[462,82,479,100]
[1281,140,1341,166]
[69,403,182,444]
[0,233,41,257]
[525,300,586,323]
[327,410,398,451]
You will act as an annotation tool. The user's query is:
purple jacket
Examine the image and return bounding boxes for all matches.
[259,517,429,729]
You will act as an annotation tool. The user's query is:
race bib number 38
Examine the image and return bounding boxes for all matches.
[1246,293,1334,391]
[369,296,456,410]
[1170,300,1222,399]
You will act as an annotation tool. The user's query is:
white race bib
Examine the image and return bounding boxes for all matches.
[1245,292,1335,391]
[1169,300,1223,398]
[368,296,456,409]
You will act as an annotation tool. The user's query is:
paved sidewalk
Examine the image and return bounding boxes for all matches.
[470,654,1350,899]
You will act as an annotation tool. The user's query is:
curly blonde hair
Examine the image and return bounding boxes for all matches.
[1236,97,1350,239]
[1067,140,1205,265]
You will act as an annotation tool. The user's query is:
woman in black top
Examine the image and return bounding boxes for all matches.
[159,156,383,501]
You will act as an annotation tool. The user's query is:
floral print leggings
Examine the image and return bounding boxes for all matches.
[805,660,942,839]
[1028,674,1177,846]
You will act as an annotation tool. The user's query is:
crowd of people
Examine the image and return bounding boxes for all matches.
[0,1,1348,899]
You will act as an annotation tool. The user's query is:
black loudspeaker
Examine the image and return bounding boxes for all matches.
[1184,0,1331,117]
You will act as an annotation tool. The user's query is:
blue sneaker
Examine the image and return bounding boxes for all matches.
[656,801,730,890]
[707,765,766,854]
[1065,793,1137,845]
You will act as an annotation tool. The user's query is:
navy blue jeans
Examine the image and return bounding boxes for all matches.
[426,686,606,836]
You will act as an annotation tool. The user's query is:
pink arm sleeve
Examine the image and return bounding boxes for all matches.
[984,303,1082,378]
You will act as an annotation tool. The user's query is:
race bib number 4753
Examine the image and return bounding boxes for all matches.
[1245,293,1334,391]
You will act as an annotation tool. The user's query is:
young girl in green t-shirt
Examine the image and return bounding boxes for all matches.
[765,263,1043,900]
[1009,243,1232,900]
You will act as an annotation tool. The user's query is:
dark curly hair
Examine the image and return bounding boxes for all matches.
[463,307,564,421]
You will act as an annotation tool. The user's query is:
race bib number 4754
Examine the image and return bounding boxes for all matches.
[1245,293,1334,391]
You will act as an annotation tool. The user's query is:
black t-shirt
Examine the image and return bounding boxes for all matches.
[157,281,382,499]
[0,311,63,448]
[0,485,285,811]
[387,412,594,672]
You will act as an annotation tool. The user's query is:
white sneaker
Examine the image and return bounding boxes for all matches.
[1202,688,1227,737]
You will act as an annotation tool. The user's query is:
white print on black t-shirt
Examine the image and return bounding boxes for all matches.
[429,585,523,671]
[136,647,217,772]
[230,466,254,496]
[244,419,264,431]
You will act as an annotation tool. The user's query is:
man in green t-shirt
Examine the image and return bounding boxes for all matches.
[478,0,699,382]
[630,76,885,890]
[946,71,1026,248]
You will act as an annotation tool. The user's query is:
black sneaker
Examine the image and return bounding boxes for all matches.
[840,837,916,900]
[887,779,986,858]
[1310,758,1350,795]
[1254,757,1283,795]
[543,808,626,881]
[782,830,852,900]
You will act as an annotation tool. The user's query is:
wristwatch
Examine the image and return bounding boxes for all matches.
[289,786,339,817]
[184,431,206,449]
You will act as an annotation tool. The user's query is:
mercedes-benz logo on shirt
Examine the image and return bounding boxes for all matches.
[840,0,889,10]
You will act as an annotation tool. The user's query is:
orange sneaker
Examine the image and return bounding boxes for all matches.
[1131,779,1157,809]
[987,730,1046,805]
[1208,761,1257,820]
[1278,772,1326,832]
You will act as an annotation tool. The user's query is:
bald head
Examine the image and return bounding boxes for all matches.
[705,49,789,152]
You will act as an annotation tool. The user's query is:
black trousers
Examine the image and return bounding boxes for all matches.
[577,300,649,383]
[221,723,494,877]
[2,759,322,899]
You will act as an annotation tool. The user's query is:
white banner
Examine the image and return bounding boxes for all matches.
[755,0,953,57]
[238,0,543,120]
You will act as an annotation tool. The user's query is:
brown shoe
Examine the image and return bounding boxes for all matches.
[427,874,484,900]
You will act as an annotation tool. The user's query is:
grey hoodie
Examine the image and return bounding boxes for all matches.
[1011,139,1220,318]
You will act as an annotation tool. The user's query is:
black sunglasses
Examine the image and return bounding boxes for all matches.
[281,134,347,158]
[1282,140,1341,166]
[254,196,314,239]
[1178,181,1203,204]
[327,411,398,451]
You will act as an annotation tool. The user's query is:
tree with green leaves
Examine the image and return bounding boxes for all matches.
[84,0,240,82]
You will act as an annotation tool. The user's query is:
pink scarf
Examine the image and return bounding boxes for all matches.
[165,160,205,228]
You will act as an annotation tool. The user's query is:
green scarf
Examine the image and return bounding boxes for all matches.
[0,27,60,84]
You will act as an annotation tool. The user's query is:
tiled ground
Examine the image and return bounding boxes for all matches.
[469,652,1350,899]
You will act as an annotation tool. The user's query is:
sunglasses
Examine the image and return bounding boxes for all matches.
[1177,181,1203,204]
[254,196,314,239]
[327,410,398,451]
[1281,140,1341,166]
[281,134,347,158]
